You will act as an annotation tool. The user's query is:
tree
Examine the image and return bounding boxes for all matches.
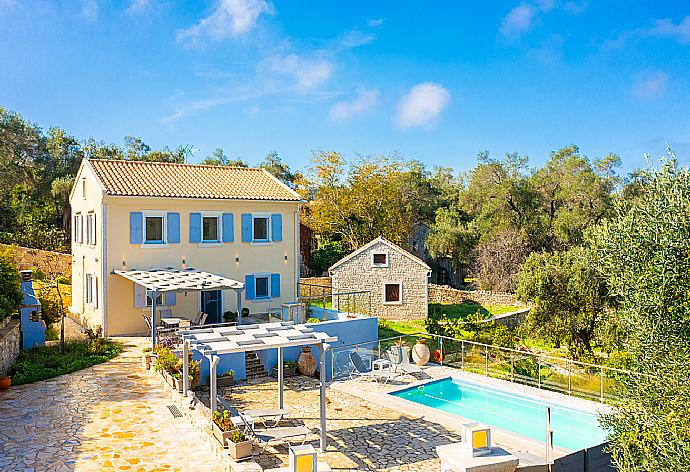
[310,238,348,276]
[473,228,530,292]
[259,151,297,187]
[590,153,690,470]
[426,207,477,268]
[516,246,610,357]
[200,148,248,167]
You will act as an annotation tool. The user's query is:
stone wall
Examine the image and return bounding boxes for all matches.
[330,240,429,320]
[0,244,71,278]
[428,283,522,307]
[0,317,20,376]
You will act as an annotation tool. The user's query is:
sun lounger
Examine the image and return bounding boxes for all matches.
[238,412,312,451]
[387,346,423,378]
[349,351,399,385]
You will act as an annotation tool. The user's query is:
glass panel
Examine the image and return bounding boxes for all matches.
[255,276,269,298]
[202,216,219,241]
[373,253,387,265]
[253,217,268,241]
[145,217,164,242]
[385,283,400,302]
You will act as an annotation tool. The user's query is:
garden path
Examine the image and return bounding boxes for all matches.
[0,337,223,472]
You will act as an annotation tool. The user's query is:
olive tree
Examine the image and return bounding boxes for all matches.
[590,154,690,470]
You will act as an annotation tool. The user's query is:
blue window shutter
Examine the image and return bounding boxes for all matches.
[130,212,143,244]
[245,274,255,300]
[189,213,201,243]
[241,214,252,242]
[165,291,176,306]
[167,213,180,243]
[222,213,234,243]
[271,214,283,242]
[271,273,281,298]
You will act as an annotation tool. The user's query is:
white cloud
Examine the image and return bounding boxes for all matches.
[265,54,333,92]
[338,30,376,49]
[633,71,669,99]
[126,0,150,14]
[648,16,690,45]
[534,0,555,12]
[177,0,274,46]
[562,1,588,15]
[499,3,538,39]
[329,89,380,122]
[395,83,450,129]
[367,18,385,28]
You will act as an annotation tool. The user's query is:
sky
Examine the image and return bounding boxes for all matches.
[1,0,689,175]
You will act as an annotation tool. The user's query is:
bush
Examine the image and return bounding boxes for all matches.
[0,249,22,323]
[39,296,63,326]
[9,338,124,385]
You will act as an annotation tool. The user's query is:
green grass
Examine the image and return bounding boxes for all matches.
[45,325,59,341]
[9,338,124,385]
[429,302,521,320]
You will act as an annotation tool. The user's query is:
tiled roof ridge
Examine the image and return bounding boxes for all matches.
[86,158,259,172]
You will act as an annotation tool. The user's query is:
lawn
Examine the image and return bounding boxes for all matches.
[378,301,523,338]
[9,338,124,385]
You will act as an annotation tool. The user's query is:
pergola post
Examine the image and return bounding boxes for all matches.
[236,289,243,325]
[209,354,220,422]
[318,343,329,451]
[182,339,189,396]
[277,346,284,409]
[149,290,158,350]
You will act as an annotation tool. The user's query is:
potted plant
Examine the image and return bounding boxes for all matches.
[223,311,238,324]
[218,369,235,387]
[212,410,253,460]
[272,360,298,378]
[142,347,153,370]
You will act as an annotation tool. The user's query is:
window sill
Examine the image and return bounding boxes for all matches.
[371,264,389,268]
[141,242,169,248]
[199,242,223,247]
[250,241,273,247]
[383,300,403,306]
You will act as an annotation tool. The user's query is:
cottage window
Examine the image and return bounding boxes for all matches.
[372,252,389,267]
[253,216,269,242]
[74,213,83,244]
[144,215,165,244]
[384,282,402,304]
[86,212,96,245]
[146,293,164,307]
[84,273,97,307]
[255,274,270,298]
[202,215,220,242]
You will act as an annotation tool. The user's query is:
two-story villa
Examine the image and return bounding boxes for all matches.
[69,159,302,336]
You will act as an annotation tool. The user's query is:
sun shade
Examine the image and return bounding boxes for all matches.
[113,267,244,292]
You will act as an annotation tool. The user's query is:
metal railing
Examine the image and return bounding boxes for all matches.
[298,282,372,318]
[331,332,638,404]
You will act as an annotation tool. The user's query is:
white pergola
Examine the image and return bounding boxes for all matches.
[179,322,337,451]
[113,268,245,348]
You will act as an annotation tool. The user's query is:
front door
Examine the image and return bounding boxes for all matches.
[202,290,223,324]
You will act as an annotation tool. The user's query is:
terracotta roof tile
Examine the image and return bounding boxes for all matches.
[88,159,301,201]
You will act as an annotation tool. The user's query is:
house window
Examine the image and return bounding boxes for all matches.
[85,273,97,307]
[255,274,270,298]
[82,178,86,200]
[253,216,269,242]
[86,212,96,245]
[74,213,83,244]
[146,293,164,307]
[384,282,402,304]
[144,213,165,244]
[372,252,389,267]
[202,214,221,242]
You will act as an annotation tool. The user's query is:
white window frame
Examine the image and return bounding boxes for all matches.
[200,210,223,245]
[142,210,167,246]
[254,273,271,299]
[84,273,97,307]
[74,213,83,244]
[382,280,403,305]
[251,212,271,245]
[371,251,389,268]
[81,178,86,200]
[86,212,96,245]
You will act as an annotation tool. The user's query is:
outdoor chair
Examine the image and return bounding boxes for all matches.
[349,351,399,385]
[159,308,173,318]
[237,412,312,451]
[190,311,208,326]
[387,346,423,378]
[142,314,153,336]
[220,399,288,429]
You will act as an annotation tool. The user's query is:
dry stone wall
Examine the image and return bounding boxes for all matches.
[0,317,20,376]
[428,283,522,306]
[0,244,71,278]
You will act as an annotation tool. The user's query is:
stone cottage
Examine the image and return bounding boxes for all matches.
[329,237,431,320]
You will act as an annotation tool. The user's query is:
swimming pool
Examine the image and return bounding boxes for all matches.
[390,377,608,451]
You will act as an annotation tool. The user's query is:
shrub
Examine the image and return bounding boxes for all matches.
[0,249,22,323]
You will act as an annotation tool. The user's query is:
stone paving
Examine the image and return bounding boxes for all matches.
[219,376,462,471]
[0,337,223,472]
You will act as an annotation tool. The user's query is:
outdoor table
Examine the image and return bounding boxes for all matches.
[372,359,392,372]
[160,317,183,328]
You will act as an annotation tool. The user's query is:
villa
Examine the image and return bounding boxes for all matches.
[68,158,303,336]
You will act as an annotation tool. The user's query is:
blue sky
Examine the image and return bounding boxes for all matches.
[1,1,689,175]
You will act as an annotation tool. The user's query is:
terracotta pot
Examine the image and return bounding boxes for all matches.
[298,346,317,376]
[0,376,11,390]
[411,339,430,366]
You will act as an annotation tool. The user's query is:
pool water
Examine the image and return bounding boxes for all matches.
[391,378,608,451]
